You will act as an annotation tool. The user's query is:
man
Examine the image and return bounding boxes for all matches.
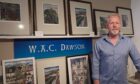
[92,13,140,84]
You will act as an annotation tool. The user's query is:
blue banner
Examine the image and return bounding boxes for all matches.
[14,38,92,59]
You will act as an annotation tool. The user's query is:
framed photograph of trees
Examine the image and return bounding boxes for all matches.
[35,0,66,35]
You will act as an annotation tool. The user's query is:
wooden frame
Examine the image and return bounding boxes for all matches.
[2,57,36,84]
[68,0,93,35]
[36,57,67,84]
[116,7,134,35]
[66,54,92,84]
[35,0,66,35]
[0,0,32,35]
[93,9,116,35]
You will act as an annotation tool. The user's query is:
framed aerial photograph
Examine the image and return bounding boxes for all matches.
[36,56,67,84]
[68,0,93,35]
[0,0,32,35]
[35,0,66,35]
[116,7,134,35]
[2,57,36,84]
[66,55,92,84]
[93,9,116,35]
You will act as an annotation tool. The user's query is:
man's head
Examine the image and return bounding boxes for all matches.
[106,13,121,36]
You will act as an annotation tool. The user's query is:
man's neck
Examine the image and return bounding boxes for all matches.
[108,34,119,46]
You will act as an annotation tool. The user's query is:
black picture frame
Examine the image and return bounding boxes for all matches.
[66,54,92,84]
[116,7,134,35]
[93,9,116,35]
[68,0,94,35]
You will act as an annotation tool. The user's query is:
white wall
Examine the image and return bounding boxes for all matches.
[131,0,140,52]
[127,0,140,77]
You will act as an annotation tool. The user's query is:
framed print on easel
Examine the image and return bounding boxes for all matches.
[2,57,36,84]
[66,55,92,84]
[116,7,134,35]
[0,0,32,35]
[93,9,116,35]
[35,0,66,35]
[36,57,67,84]
[68,0,93,35]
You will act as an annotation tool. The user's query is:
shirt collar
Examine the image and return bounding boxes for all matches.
[103,34,125,42]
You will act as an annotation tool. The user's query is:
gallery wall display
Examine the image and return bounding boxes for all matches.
[35,0,66,35]
[2,57,36,84]
[66,54,92,84]
[116,7,134,35]
[0,0,32,35]
[36,56,67,84]
[93,9,116,35]
[68,0,93,35]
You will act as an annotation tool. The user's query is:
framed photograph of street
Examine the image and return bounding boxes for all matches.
[93,9,116,35]
[35,0,66,35]
[36,56,67,84]
[68,0,93,35]
[116,7,134,35]
[0,0,32,35]
[66,55,92,84]
[2,57,36,84]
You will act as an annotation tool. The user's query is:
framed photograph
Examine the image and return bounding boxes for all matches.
[67,55,92,84]
[116,7,134,35]
[68,0,93,35]
[93,9,116,35]
[35,0,66,35]
[0,0,32,35]
[36,56,67,84]
[2,57,36,84]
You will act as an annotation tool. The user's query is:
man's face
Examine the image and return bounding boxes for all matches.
[107,16,121,36]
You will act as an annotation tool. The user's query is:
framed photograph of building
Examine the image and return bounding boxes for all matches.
[116,7,134,35]
[36,56,67,84]
[2,57,36,84]
[0,0,32,35]
[93,9,116,35]
[66,55,92,84]
[68,0,93,35]
[35,0,66,35]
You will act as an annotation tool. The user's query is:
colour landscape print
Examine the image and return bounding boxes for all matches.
[3,59,35,84]
[43,3,59,24]
[70,57,89,84]
[100,16,107,29]
[0,2,20,21]
[44,66,60,84]
[75,8,87,27]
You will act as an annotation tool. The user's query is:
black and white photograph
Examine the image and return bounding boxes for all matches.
[75,8,87,27]
[35,0,66,35]
[68,0,93,35]
[43,4,58,24]
[2,57,36,84]
[0,2,20,21]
